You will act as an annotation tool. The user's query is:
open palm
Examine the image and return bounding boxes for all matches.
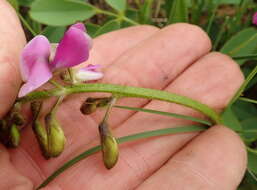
[0,1,246,190]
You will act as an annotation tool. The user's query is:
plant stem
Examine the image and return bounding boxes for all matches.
[228,65,257,107]
[17,83,221,124]
[239,97,257,105]
[96,9,139,25]
[17,13,37,37]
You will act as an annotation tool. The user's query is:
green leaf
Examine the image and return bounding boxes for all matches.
[168,0,189,24]
[19,0,34,6]
[241,117,257,140]
[85,23,100,37]
[7,0,19,10]
[221,107,242,131]
[139,0,154,24]
[213,0,241,4]
[41,26,66,43]
[105,0,126,12]
[233,101,257,121]
[94,19,121,37]
[248,150,257,174]
[114,105,212,126]
[221,28,257,65]
[36,125,206,189]
[30,0,96,26]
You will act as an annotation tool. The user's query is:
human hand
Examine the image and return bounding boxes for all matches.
[0,1,247,189]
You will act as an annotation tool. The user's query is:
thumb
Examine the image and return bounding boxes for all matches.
[0,0,26,117]
[0,144,33,189]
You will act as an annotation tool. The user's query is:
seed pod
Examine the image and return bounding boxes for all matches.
[32,120,49,159]
[31,101,42,120]
[45,113,66,157]
[99,121,119,169]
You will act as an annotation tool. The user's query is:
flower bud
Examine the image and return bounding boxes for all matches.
[45,113,66,157]
[9,124,20,147]
[32,120,49,159]
[80,97,112,115]
[99,121,119,169]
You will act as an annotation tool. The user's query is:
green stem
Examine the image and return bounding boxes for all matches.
[96,9,139,25]
[49,80,64,90]
[213,16,230,50]
[18,83,221,124]
[239,97,257,105]
[206,1,218,35]
[232,54,257,60]
[17,13,37,37]
[36,125,206,189]
[228,65,257,107]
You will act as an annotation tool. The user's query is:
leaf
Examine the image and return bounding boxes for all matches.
[220,28,257,65]
[213,0,241,4]
[105,0,126,12]
[241,117,257,140]
[168,0,189,24]
[248,151,257,174]
[7,0,19,10]
[36,125,206,189]
[94,19,121,37]
[85,23,100,37]
[41,26,66,43]
[30,0,96,26]
[232,101,257,121]
[221,107,242,131]
[114,105,212,126]
[19,0,34,6]
[139,0,154,24]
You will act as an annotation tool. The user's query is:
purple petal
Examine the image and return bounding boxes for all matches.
[72,23,86,31]
[253,12,257,25]
[81,64,101,72]
[18,58,52,97]
[50,24,91,69]
[20,35,51,81]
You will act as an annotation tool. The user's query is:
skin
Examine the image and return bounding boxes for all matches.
[0,0,247,189]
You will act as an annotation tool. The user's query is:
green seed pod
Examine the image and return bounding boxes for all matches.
[9,124,20,147]
[45,113,66,157]
[99,122,119,169]
[32,120,49,159]
[31,101,42,120]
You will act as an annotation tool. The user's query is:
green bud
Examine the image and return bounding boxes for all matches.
[32,120,49,159]
[99,122,119,169]
[9,124,20,147]
[45,113,66,157]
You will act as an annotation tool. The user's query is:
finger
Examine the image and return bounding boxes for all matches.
[43,53,243,189]
[0,0,26,117]
[0,144,33,189]
[137,125,247,190]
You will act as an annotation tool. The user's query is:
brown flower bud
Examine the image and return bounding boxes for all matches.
[80,97,112,115]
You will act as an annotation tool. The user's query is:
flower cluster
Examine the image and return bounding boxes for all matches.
[19,23,103,97]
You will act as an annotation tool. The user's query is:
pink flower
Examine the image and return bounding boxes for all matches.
[18,23,92,97]
[253,12,257,25]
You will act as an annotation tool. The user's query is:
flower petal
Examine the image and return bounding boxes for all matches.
[20,35,51,81]
[81,64,101,71]
[253,12,257,25]
[75,69,103,82]
[51,24,91,69]
[18,58,52,97]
